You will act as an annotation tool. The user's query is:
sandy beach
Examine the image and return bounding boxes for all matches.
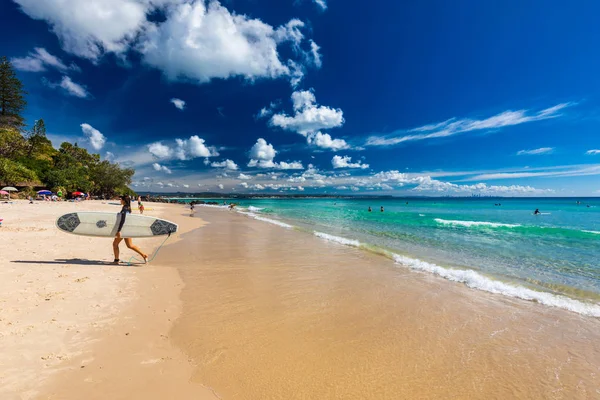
[2,200,600,399]
[0,200,218,400]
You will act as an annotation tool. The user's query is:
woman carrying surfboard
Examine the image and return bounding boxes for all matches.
[113,195,148,264]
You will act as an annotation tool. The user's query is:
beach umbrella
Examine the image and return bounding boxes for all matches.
[0,190,8,195]
[72,191,84,196]
[1,187,18,192]
[38,190,53,195]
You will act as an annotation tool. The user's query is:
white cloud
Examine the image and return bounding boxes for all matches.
[238,173,252,180]
[152,162,172,174]
[313,0,327,10]
[309,40,322,68]
[257,101,279,119]
[247,138,303,169]
[148,136,218,161]
[45,76,90,98]
[270,89,344,136]
[332,155,369,169]
[105,151,115,161]
[517,147,554,155]
[14,0,320,87]
[307,131,349,150]
[183,184,189,188]
[170,98,186,110]
[11,47,77,73]
[80,123,106,150]
[139,2,314,85]
[60,76,89,98]
[586,150,600,155]
[175,136,219,160]
[239,182,249,188]
[148,141,172,158]
[12,0,152,61]
[211,159,239,170]
[249,138,277,162]
[366,103,573,146]
[218,184,224,190]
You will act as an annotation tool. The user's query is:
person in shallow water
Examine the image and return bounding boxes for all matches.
[368,206,372,212]
[380,206,384,212]
[113,195,148,264]
[534,208,541,215]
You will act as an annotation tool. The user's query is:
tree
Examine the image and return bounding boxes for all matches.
[0,127,26,159]
[0,56,27,130]
[26,119,50,157]
[91,160,135,198]
[0,158,39,185]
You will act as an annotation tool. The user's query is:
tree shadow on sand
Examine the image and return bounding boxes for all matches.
[12,259,144,267]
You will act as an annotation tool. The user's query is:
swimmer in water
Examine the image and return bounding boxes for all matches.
[368,206,372,212]
[380,206,384,212]
[534,208,541,215]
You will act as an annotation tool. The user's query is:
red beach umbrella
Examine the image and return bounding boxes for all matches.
[72,191,84,196]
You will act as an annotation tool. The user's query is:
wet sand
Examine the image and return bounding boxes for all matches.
[160,207,600,399]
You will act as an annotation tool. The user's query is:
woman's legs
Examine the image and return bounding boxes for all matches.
[124,238,148,262]
[113,237,123,263]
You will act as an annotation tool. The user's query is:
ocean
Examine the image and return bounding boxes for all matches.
[179,197,600,316]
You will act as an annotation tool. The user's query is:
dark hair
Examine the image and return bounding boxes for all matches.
[121,195,131,208]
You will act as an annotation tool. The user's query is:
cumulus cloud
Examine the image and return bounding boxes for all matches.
[307,131,349,150]
[517,147,554,155]
[139,2,315,85]
[105,151,115,161]
[270,89,344,136]
[331,155,369,169]
[148,141,172,159]
[366,103,573,146]
[257,101,279,119]
[170,98,186,110]
[175,136,219,160]
[183,184,189,188]
[152,162,172,174]
[10,47,78,72]
[247,138,303,169]
[238,173,252,180]
[80,123,106,150]
[14,0,321,86]
[218,184,224,190]
[211,159,239,170]
[586,150,600,155]
[12,0,150,60]
[148,135,218,161]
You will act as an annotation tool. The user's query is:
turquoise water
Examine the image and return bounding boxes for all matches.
[181,197,600,315]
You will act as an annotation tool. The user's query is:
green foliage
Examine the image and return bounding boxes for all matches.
[0,56,27,129]
[0,127,26,158]
[0,158,39,185]
[0,56,136,196]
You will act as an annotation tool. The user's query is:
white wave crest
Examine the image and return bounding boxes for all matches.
[314,232,360,247]
[392,253,600,318]
[583,230,600,235]
[248,206,264,212]
[435,218,521,228]
[238,211,293,228]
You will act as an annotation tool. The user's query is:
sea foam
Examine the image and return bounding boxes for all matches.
[434,218,521,228]
[236,211,600,318]
[314,231,361,247]
[238,211,293,229]
[248,206,264,212]
[391,253,600,317]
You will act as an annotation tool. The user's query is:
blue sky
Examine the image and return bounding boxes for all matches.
[2,0,600,196]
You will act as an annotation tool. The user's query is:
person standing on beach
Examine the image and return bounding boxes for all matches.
[113,195,148,264]
[138,196,145,214]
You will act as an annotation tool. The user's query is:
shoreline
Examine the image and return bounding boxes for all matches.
[164,206,600,399]
[2,200,600,398]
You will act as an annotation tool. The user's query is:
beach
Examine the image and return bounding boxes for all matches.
[1,200,600,399]
[0,200,218,400]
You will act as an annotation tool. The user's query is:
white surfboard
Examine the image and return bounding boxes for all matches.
[56,211,177,238]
